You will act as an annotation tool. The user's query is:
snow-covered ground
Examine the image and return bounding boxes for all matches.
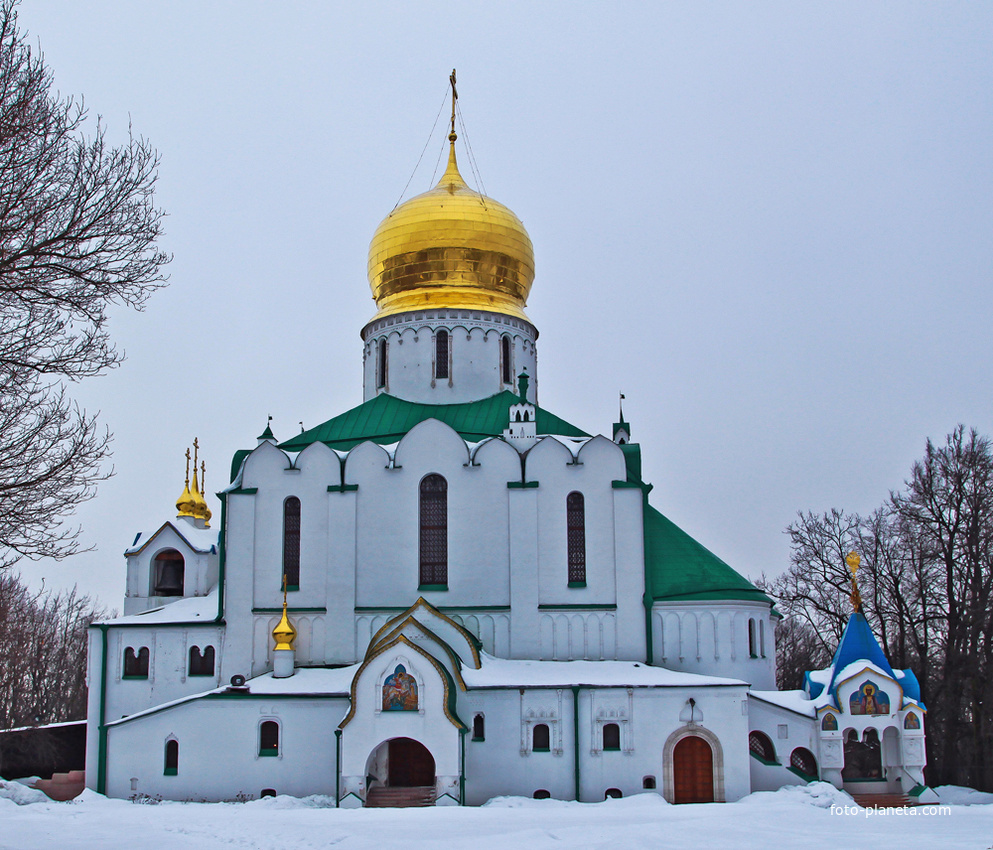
[2,781,991,849]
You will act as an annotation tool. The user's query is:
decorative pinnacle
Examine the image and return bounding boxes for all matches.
[272,573,297,651]
[846,551,862,613]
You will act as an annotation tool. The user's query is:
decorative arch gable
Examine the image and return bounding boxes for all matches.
[367,597,481,668]
[393,418,471,469]
[241,440,294,486]
[470,436,521,470]
[342,440,393,481]
[835,665,904,713]
[524,435,578,477]
[340,634,466,730]
[368,615,467,689]
[291,440,341,482]
[575,434,627,479]
[124,521,215,558]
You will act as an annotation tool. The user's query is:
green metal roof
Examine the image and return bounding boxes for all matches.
[279,391,588,452]
[644,504,771,605]
[231,389,765,607]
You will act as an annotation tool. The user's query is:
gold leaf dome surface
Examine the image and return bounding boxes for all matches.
[368,143,535,321]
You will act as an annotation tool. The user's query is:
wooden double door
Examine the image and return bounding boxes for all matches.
[387,737,435,787]
[672,735,715,804]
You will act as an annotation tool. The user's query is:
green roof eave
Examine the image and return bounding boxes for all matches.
[651,589,773,604]
[277,391,588,452]
[643,504,771,606]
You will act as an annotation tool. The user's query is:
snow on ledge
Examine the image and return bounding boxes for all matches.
[463,654,746,688]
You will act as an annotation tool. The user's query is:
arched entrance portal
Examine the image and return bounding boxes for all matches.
[366,737,435,789]
[672,735,715,804]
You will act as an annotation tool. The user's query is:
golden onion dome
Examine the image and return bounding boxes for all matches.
[368,139,535,322]
[176,483,197,518]
[272,604,297,651]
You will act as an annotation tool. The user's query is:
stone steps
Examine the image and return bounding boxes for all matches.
[850,792,914,809]
[365,785,437,808]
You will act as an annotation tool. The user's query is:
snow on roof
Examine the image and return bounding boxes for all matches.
[537,434,593,460]
[463,654,747,688]
[245,666,360,695]
[106,667,360,728]
[124,520,218,555]
[749,689,816,718]
[0,719,86,734]
[99,588,218,626]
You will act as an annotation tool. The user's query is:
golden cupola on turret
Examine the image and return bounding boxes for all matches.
[367,132,535,322]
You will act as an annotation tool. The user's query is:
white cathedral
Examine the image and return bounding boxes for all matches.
[85,112,931,807]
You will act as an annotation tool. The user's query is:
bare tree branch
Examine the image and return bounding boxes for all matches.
[0,0,169,567]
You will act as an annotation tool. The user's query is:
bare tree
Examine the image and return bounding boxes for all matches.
[768,426,993,790]
[0,0,169,568]
[0,572,105,729]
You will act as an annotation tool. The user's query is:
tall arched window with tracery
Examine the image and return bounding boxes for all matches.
[419,474,448,587]
[567,491,586,586]
[283,497,301,591]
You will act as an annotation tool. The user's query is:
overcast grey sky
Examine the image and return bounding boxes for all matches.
[14,1,993,609]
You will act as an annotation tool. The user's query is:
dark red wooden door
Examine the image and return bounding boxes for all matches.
[388,738,435,787]
[672,736,714,803]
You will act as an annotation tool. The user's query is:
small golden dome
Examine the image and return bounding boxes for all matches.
[190,467,208,520]
[176,483,197,518]
[368,141,535,322]
[176,446,197,517]
[272,605,296,651]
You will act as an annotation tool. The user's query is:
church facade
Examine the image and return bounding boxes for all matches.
[84,121,929,806]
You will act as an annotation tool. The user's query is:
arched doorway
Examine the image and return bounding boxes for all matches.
[367,737,435,789]
[672,735,714,803]
[842,728,883,781]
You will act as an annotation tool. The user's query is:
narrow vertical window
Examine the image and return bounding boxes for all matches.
[759,620,765,657]
[419,474,448,587]
[533,724,550,752]
[164,739,179,775]
[283,497,301,591]
[473,713,485,741]
[260,721,279,756]
[376,338,388,389]
[501,334,513,384]
[748,619,757,657]
[567,492,586,586]
[603,723,621,751]
[435,330,449,380]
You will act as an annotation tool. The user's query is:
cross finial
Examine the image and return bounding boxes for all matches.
[449,69,458,141]
[846,551,862,613]
[184,447,191,486]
